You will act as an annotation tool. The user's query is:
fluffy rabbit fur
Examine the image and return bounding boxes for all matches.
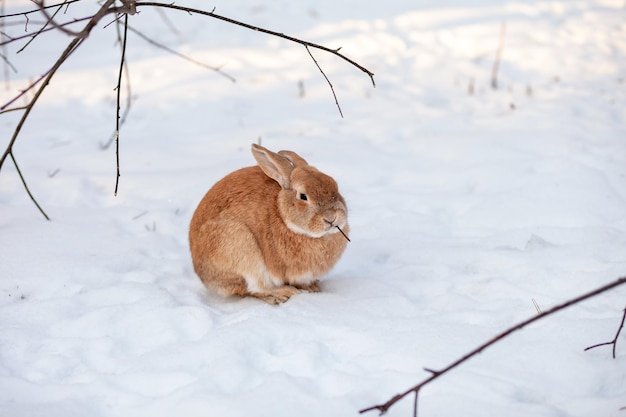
[189,144,349,304]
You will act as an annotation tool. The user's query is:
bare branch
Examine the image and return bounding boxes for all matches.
[584,307,626,359]
[113,12,129,197]
[360,276,626,416]
[101,18,134,151]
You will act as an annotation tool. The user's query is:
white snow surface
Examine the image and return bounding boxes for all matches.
[1,0,626,416]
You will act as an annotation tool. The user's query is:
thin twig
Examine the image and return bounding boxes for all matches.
[0,105,27,115]
[305,44,343,118]
[101,17,134,150]
[0,72,48,111]
[117,18,133,134]
[113,12,128,197]
[17,0,71,53]
[9,152,50,220]
[359,276,626,416]
[134,1,375,87]
[584,307,626,359]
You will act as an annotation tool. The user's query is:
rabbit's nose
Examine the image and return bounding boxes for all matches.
[324,216,337,226]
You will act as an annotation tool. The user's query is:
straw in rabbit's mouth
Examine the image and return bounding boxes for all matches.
[336,226,351,242]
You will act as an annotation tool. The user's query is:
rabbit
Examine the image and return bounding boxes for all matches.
[189,143,350,305]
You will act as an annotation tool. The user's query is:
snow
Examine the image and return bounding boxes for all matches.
[1,0,625,416]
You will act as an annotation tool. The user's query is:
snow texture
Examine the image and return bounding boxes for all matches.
[1,0,625,416]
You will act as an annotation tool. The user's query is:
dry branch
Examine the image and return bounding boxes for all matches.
[100,18,133,151]
[113,12,128,196]
[584,306,626,359]
[1,0,375,219]
[360,276,626,416]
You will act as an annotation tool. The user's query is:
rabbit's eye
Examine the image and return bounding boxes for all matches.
[299,193,308,201]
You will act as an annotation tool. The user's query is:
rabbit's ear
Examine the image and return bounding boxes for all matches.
[252,143,294,189]
[278,150,309,168]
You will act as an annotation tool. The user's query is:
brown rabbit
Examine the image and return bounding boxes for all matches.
[189,144,349,304]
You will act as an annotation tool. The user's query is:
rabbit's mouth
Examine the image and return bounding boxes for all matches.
[324,219,350,241]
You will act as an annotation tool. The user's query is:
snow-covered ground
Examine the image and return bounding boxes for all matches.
[1,0,625,416]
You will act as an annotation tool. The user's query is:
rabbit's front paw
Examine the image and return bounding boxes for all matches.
[255,285,301,305]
